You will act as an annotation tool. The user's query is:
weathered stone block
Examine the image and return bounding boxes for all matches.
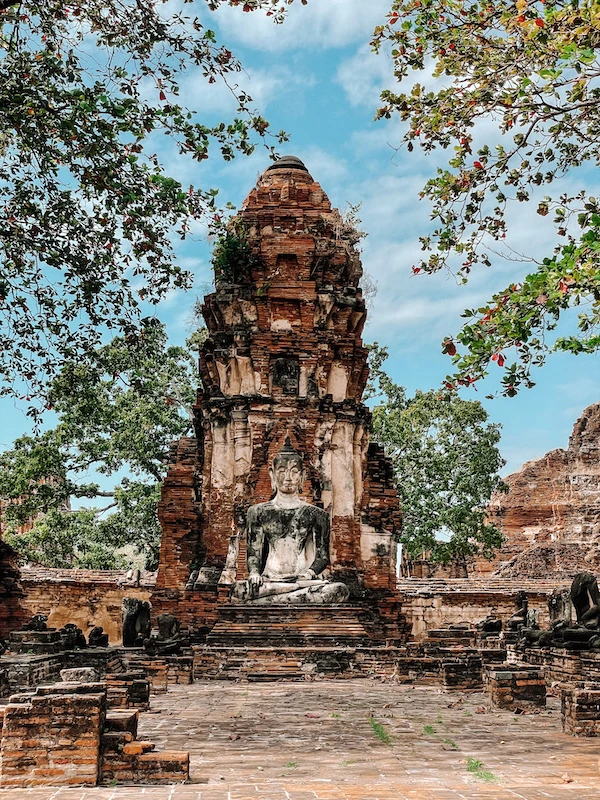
[485,664,546,710]
[561,684,600,736]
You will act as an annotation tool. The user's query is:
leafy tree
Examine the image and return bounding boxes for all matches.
[0,0,290,413]
[0,319,197,568]
[367,345,506,562]
[371,0,600,395]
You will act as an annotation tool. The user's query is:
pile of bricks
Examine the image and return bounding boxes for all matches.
[206,605,372,648]
[484,665,546,710]
[124,660,168,694]
[105,672,150,709]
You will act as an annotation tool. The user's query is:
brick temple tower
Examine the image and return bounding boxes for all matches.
[153,156,403,640]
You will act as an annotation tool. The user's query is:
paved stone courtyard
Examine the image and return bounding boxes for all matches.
[2,679,600,799]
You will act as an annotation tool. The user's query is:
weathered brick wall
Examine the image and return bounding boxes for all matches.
[0,685,105,787]
[399,578,570,639]
[517,646,600,685]
[0,540,27,638]
[484,403,600,578]
[0,683,189,787]
[154,437,200,593]
[20,567,154,644]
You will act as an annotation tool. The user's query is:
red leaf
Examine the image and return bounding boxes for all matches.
[473,161,483,169]
[535,17,545,26]
[159,90,166,101]
[497,354,505,367]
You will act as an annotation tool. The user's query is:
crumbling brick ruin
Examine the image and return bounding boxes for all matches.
[152,155,403,641]
[6,159,600,792]
[487,402,600,578]
[0,539,26,639]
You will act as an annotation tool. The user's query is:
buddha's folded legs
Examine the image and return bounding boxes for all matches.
[232,578,349,605]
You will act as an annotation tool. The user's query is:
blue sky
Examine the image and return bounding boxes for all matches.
[2,0,599,477]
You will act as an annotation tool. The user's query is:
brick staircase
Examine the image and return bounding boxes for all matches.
[206,605,373,648]
[195,604,397,680]
[100,707,189,785]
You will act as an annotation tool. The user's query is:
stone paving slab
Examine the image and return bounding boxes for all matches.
[1,680,600,799]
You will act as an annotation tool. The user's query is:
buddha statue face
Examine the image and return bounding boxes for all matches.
[270,453,303,496]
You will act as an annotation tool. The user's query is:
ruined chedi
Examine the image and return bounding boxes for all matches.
[487,402,600,578]
[152,156,402,638]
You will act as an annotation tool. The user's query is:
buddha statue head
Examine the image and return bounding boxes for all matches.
[269,437,304,498]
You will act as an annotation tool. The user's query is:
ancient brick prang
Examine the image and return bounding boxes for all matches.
[153,156,403,636]
[484,403,600,578]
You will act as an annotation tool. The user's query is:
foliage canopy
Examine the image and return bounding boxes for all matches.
[370,0,600,395]
[0,319,196,568]
[367,345,506,562]
[0,0,289,413]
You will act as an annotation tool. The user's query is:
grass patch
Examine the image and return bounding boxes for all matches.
[286,761,297,769]
[467,757,497,782]
[369,717,392,745]
[441,738,458,749]
[331,712,341,719]
[341,759,356,766]
[463,710,473,717]
[422,724,459,750]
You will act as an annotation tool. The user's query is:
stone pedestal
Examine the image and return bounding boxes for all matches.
[8,629,62,654]
[441,656,483,692]
[560,684,600,736]
[484,665,546,710]
[206,605,372,648]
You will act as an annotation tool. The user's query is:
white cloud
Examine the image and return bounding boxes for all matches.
[337,45,394,108]
[212,0,390,52]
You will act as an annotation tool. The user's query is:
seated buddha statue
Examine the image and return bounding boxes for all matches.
[232,438,349,605]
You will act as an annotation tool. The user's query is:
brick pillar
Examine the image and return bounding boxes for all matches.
[0,684,105,787]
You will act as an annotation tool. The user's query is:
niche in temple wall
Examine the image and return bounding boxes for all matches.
[269,356,300,396]
[270,299,302,332]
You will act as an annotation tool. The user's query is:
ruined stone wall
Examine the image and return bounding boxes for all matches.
[0,686,105,787]
[482,403,600,578]
[399,578,570,639]
[20,567,154,644]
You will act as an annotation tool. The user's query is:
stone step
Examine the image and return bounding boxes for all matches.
[104,709,139,736]
[207,604,372,647]
[247,672,305,681]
